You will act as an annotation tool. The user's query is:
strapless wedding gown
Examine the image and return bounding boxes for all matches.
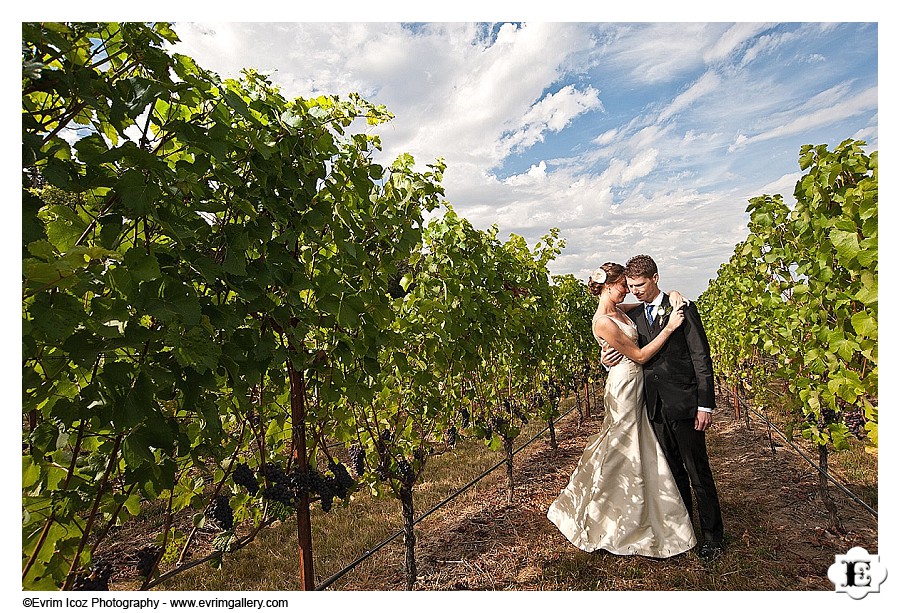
[546,311,696,558]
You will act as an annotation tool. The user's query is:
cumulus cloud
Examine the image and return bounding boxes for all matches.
[168,21,877,299]
[502,85,603,154]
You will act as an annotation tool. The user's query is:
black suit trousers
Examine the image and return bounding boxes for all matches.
[651,407,724,544]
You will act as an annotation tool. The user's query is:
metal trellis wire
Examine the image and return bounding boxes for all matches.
[734,392,877,519]
[315,403,581,590]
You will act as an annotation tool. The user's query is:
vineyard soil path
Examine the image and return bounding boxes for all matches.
[334,392,878,591]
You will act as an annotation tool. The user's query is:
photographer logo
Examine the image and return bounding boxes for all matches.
[827,546,887,599]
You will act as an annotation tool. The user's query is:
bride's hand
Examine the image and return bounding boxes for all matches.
[668,290,687,310]
[665,304,685,331]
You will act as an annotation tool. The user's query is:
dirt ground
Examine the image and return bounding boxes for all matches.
[329,396,878,591]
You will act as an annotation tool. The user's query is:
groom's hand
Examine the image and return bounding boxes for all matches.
[601,346,624,367]
[695,411,712,431]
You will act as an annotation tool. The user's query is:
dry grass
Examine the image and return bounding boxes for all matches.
[105,386,877,592]
[110,396,586,591]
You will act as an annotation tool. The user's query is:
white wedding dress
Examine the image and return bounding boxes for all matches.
[546,311,696,558]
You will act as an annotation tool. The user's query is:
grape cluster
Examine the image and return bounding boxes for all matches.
[818,408,838,428]
[547,380,562,403]
[232,462,259,495]
[135,546,161,578]
[206,495,234,531]
[374,463,390,482]
[262,462,287,484]
[329,461,355,499]
[447,426,458,447]
[511,401,528,424]
[261,463,301,506]
[72,559,113,591]
[397,459,415,485]
[306,470,333,512]
[262,480,295,506]
[460,408,470,429]
[246,407,261,427]
[259,461,355,513]
[489,415,508,437]
[348,445,366,477]
[843,406,866,439]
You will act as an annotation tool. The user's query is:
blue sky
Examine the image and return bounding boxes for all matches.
[167,20,879,299]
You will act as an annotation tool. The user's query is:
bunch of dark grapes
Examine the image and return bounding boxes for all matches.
[206,495,234,531]
[512,403,528,425]
[305,469,335,512]
[135,546,161,578]
[319,479,336,513]
[233,463,259,495]
[288,467,312,497]
[397,459,415,485]
[260,462,294,505]
[547,379,562,403]
[348,445,366,477]
[490,416,508,437]
[460,408,470,429]
[328,462,355,499]
[817,408,838,428]
[262,462,287,485]
[375,430,391,456]
[843,406,866,439]
[72,559,113,591]
[479,421,493,439]
[262,480,295,506]
[246,406,261,428]
[374,463,390,482]
[447,426,458,447]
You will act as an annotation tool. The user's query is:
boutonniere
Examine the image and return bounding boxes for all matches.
[655,304,673,322]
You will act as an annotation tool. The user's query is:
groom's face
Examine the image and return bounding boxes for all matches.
[626,274,660,303]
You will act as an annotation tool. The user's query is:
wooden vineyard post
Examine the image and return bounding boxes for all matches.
[733,383,740,419]
[289,364,316,590]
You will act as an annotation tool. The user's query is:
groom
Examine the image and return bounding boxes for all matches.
[603,254,725,562]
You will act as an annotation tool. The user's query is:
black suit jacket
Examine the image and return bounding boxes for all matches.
[627,293,716,422]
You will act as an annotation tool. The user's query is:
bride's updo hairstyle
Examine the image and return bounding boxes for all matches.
[587,262,625,297]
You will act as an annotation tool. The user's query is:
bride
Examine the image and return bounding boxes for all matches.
[547,262,696,558]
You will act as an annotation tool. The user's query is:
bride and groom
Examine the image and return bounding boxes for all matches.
[547,255,725,563]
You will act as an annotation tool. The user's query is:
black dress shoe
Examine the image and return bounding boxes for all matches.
[698,541,724,563]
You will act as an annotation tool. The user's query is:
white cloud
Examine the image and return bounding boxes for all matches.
[657,71,721,124]
[502,85,603,154]
[164,21,876,299]
[703,23,773,64]
[729,85,877,151]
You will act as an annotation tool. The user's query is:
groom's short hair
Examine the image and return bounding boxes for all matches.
[625,254,658,278]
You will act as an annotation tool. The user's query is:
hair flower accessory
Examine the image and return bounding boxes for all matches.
[590,268,607,284]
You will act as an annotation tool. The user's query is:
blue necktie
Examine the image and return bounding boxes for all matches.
[646,304,655,326]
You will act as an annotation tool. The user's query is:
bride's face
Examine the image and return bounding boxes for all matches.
[607,278,629,303]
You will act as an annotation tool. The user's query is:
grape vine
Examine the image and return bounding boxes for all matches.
[22,21,596,591]
[697,139,877,530]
